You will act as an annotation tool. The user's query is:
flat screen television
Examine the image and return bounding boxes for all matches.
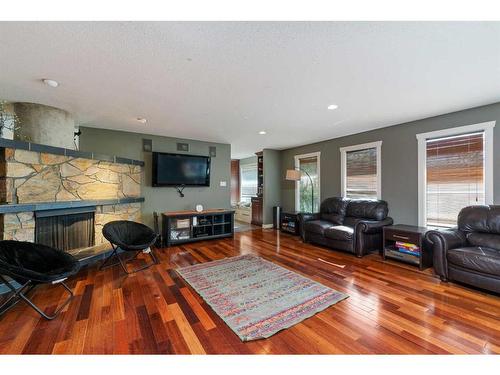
[152,152,211,187]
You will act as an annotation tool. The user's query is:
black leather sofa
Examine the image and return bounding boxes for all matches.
[298,197,393,257]
[426,205,500,294]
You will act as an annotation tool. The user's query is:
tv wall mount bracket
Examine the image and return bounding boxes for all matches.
[175,186,186,198]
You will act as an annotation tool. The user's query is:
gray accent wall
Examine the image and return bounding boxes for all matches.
[262,149,282,225]
[281,102,500,225]
[80,127,231,227]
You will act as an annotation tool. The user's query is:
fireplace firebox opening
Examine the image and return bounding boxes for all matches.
[35,207,96,253]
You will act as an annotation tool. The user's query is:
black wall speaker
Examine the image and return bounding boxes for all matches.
[142,138,152,152]
[177,142,189,152]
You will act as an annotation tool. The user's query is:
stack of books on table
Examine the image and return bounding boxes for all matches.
[395,241,420,257]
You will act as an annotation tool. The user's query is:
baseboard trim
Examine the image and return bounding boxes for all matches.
[262,224,274,229]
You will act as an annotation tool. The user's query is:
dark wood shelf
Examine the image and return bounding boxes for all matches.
[162,210,235,247]
[252,151,264,226]
[167,233,233,245]
[384,246,420,266]
[280,211,300,236]
[382,224,432,270]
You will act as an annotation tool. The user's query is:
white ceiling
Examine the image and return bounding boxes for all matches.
[1,22,500,158]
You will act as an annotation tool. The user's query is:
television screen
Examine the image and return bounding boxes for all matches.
[152,152,211,187]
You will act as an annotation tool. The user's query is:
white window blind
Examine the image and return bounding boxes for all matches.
[240,164,257,201]
[426,131,485,227]
[345,147,378,199]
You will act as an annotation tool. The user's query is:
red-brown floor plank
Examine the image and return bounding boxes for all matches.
[1,229,499,354]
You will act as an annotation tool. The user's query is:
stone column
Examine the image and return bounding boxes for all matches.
[13,102,76,149]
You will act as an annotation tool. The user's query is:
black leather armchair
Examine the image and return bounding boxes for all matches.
[298,197,393,257]
[426,205,500,294]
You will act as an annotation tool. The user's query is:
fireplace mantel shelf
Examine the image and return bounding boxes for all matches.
[0,137,144,166]
[0,197,145,214]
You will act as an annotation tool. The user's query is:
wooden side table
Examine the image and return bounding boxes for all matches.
[383,224,432,270]
[280,211,300,235]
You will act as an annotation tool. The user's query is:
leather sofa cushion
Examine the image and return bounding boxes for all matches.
[458,205,500,234]
[467,232,500,251]
[324,226,354,241]
[346,200,388,221]
[303,220,335,236]
[319,197,349,225]
[447,246,500,276]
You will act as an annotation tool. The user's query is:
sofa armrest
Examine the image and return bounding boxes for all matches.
[425,228,467,279]
[352,217,393,257]
[356,217,394,234]
[297,212,319,223]
[297,212,320,240]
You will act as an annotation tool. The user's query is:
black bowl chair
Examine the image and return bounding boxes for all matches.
[100,220,159,274]
[0,240,80,320]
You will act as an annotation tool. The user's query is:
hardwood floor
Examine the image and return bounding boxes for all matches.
[1,229,500,354]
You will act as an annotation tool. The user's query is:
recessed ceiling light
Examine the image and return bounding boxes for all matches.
[136,117,147,124]
[327,104,338,110]
[259,131,266,135]
[42,79,59,88]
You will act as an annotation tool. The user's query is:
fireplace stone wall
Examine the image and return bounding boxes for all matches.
[0,211,35,242]
[0,148,141,204]
[0,140,145,260]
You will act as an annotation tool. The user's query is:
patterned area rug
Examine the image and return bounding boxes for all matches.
[176,254,348,341]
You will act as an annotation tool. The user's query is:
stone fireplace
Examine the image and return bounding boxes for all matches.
[0,138,145,261]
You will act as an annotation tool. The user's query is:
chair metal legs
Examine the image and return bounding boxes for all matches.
[0,275,74,320]
[99,244,158,274]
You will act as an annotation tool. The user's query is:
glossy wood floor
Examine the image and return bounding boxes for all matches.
[1,229,500,354]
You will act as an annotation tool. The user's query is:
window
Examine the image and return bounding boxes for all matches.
[417,122,495,228]
[426,133,484,227]
[294,152,320,212]
[340,141,382,199]
[240,163,257,203]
